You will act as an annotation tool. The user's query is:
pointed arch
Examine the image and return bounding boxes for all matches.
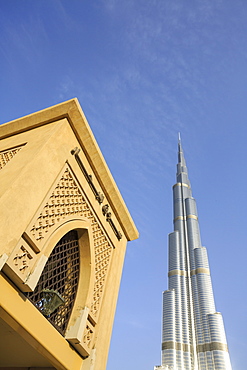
[26,217,95,338]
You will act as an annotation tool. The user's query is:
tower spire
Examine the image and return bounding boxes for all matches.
[176,133,190,187]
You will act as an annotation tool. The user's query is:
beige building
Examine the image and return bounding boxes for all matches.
[0,99,138,370]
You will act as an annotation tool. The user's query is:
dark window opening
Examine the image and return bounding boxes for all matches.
[26,230,80,335]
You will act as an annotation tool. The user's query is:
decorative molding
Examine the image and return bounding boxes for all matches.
[71,147,122,241]
[71,147,104,204]
[102,204,122,241]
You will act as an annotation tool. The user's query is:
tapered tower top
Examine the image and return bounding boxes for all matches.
[176,133,190,187]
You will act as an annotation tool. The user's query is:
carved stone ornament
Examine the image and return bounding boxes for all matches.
[102,204,109,216]
[0,144,25,170]
[3,238,37,291]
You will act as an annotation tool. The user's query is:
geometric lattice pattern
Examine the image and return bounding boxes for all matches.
[83,323,94,348]
[30,167,113,319]
[26,230,80,336]
[0,145,24,170]
[91,221,112,317]
[30,168,88,242]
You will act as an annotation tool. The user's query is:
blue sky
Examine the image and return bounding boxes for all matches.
[1,1,247,369]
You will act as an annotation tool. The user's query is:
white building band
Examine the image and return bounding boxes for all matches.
[155,139,232,370]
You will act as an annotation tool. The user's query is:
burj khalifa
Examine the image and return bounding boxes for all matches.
[155,138,232,370]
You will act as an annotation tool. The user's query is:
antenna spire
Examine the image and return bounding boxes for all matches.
[176,133,190,185]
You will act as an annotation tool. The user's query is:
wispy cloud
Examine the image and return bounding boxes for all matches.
[57,75,75,100]
[101,0,119,12]
[0,11,49,69]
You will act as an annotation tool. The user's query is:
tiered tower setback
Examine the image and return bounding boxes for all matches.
[155,138,232,370]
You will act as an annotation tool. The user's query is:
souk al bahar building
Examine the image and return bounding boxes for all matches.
[0,99,138,370]
[155,138,232,370]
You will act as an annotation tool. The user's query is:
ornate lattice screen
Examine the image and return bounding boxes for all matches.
[26,230,80,335]
[0,145,24,170]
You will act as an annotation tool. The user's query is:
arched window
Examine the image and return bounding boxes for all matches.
[26,229,80,335]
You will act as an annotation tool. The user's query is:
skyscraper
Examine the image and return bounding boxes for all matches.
[155,138,232,370]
